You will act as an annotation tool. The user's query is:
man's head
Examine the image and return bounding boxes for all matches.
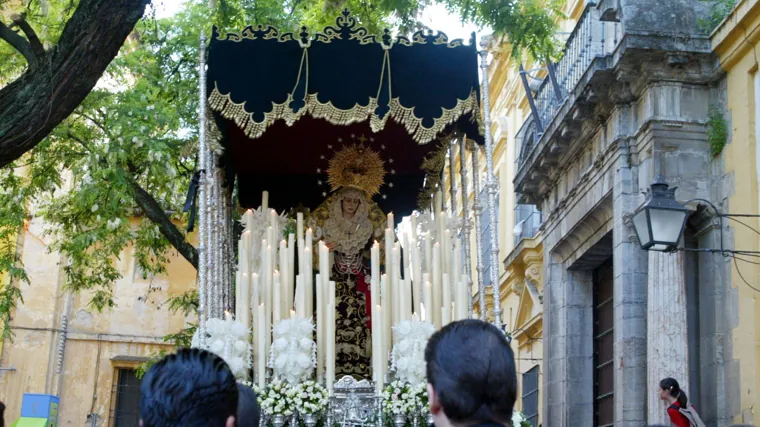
[236,383,261,427]
[424,319,517,427]
[139,348,238,427]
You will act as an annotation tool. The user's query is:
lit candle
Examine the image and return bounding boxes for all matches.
[423,279,433,324]
[316,273,324,381]
[297,213,304,244]
[432,243,442,329]
[391,245,400,326]
[257,304,266,387]
[290,309,296,319]
[243,209,255,231]
[239,272,251,331]
[370,242,380,325]
[279,240,288,314]
[410,212,418,241]
[387,212,395,229]
[442,273,451,327]
[374,304,384,394]
[327,280,337,394]
[381,274,391,357]
[273,270,281,325]
[288,233,295,309]
[412,243,422,316]
[384,228,394,279]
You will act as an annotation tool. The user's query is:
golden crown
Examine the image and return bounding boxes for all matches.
[327,144,386,196]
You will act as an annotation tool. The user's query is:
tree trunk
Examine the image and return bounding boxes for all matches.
[125,174,200,270]
[0,0,151,167]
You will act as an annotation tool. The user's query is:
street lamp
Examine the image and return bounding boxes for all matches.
[631,175,690,252]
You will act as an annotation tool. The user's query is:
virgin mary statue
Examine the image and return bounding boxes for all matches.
[308,144,386,379]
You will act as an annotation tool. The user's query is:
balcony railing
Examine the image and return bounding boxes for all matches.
[513,204,542,245]
[516,2,622,170]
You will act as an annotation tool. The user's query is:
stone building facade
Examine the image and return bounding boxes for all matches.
[511,0,749,425]
[0,209,195,425]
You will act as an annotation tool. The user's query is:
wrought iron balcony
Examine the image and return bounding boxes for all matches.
[513,204,542,246]
[514,2,622,204]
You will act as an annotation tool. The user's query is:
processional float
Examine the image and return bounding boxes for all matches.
[193,10,503,427]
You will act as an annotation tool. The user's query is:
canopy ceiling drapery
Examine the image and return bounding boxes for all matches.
[207,10,484,217]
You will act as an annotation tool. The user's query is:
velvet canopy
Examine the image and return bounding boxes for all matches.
[207,10,484,217]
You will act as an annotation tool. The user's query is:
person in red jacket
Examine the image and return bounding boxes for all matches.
[659,377,704,427]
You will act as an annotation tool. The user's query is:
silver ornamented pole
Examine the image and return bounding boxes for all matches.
[478,42,502,328]
[470,141,486,321]
[459,138,473,319]
[212,162,222,318]
[447,141,457,214]
[227,192,235,313]
[198,32,208,343]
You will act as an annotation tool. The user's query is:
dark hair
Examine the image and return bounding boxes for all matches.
[424,319,517,425]
[140,348,239,427]
[0,400,5,427]
[237,383,261,427]
[660,377,688,408]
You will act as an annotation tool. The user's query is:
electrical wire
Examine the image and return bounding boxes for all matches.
[731,254,760,293]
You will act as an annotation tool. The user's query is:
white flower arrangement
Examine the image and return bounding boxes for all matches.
[511,411,532,427]
[288,380,329,415]
[381,381,418,416]
[391,320,435,384]
[409,382,428,413]
[269,317,317,384]
[254,379,294,417]
[191,316,252,380]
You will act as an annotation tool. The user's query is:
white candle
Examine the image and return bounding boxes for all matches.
[262,191,269,213]
[279,240,288,314]
[387,212,395,229]
[384,228,394,279]
[391,246,400,326]
[251,273,260,311]
[273,270,281,325]
[320,242,330,288]
[442,273,452,327]
[297,213,304,243]
[235,270,242,320]
[304,247,312,319]
[295,275,305,318]
[290,309,296,319]
[288,233,295,309]
[423,279,433,323]
[410,212,418,241]
[244,209,255,231]
[456,275,468,321]
[442,229,451,272]
[327,280,337,394]
[424,232,433,273]
[240,272,251,331]
[371,242,380,318]
[257,304,266,387]
[432,243,442,329]
[412,243,422,316]
[381,274,391,358]
[371,304,381,387]
[375,305,385,393]
[316,273,324,381]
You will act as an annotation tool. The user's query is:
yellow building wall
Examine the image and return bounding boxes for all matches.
[712,0,760,422]
[0,214,197,425]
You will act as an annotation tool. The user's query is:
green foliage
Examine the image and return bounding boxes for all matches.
[698,0,738,34]
[707,107,729,157]
[0,0,562,337]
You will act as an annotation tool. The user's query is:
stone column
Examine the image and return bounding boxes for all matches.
[542,255,594,427]
[613,140,649,427]
[647,250,689,424]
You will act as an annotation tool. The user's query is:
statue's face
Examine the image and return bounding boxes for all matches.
[342,195,360,217]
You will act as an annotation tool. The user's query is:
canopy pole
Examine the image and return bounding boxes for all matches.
[470,140,486,321]
[198,32,208,343]
[478,42,503,329]
[448,141,457,214]
[459,138,474,319]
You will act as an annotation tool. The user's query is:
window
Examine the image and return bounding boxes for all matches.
[593,260,614,427]
[110,368,142,427]
[514,204,542,245]
[522,366,539,426]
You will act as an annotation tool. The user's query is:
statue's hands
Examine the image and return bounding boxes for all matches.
[325,242,337,251]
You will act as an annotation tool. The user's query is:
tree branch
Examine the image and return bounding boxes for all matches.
[0,19,38,69]
[0,0,151,168]
[126,163,199,270]
[10,14,46,60]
